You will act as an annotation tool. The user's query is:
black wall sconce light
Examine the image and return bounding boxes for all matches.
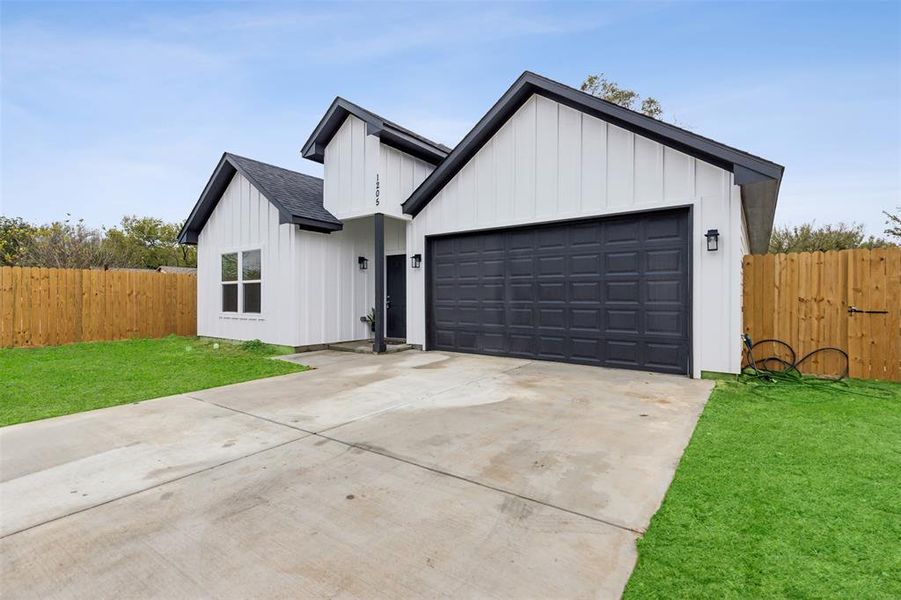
[411,253,422,269]
[705,229,720,252]
[358,256,369,270]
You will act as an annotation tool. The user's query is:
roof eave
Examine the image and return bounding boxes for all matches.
[179,153,343,244]
[178,153,235,245]
[301,98,448,166]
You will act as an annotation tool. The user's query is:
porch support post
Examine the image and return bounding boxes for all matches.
[373,212,386,353]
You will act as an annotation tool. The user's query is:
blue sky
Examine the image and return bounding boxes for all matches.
[2,1,899,236]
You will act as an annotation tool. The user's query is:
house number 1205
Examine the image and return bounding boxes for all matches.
[375,174,380,206]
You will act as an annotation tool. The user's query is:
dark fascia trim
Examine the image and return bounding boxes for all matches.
[300,98,450,166]
[178,154,235,245]
[401,72,785,253]
[283,214,344,234]
[178,153,342,245]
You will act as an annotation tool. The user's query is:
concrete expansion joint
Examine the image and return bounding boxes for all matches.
[186,382,644,537]
[187,395,316,435]
[311,430,645,537]
[0,434,308,541]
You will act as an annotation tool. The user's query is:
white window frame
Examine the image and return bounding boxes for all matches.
[219,245,264,318]
[240,249,262,315]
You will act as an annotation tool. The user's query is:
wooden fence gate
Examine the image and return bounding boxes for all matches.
[0,267,197,348]
[742,248,900,381]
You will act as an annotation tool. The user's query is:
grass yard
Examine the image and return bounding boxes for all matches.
[624,376,901,599]
[0,336,307,427]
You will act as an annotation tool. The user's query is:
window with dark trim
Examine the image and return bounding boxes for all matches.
[221,250,261,313]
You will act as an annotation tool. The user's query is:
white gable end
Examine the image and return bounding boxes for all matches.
[323,114,435,220]
[407,93,748,376]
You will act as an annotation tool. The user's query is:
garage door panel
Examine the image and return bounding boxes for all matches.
[538,308,566,329]
[427,208,690,374]
[509,257,534,277]
[482,259,505,279]
[455,236,481,255]
[537,255,566,276]
[457,260,481,279]
[605,220,641,245]
[646,248,682,273]
[480,233,505,253]
[454,305,478,326]
[606,309,639,334]
[645,342,687,372]
[508,231,536,252]
[646,310,685,336]
[509,282,534,301]
[537,281,565,301]
[571,338,603,362]
[508,334,537,356]
[606,340,640,366]
[508,306,533,326]
[606,280,639,303]
[433,305,458,326]
[645,213,684,241]
[479,283,505,301]
[570,223,603,247]
[570,280,601,302]
[570,308,601,330]
[646,280,682,304]
[481,305,505,326]
[434,262,456,281]
[537,336,567,359]
[605,251,640,274]
[570,254,601,275]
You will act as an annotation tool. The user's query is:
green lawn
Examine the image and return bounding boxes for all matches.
[0,336,308,427]
[625,376,901,599]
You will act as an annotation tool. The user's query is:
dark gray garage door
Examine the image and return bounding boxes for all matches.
[427,208,691,374]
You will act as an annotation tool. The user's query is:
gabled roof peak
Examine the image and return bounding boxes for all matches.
[301,97,450,166]
[178,153,341,244]
[402,70,784,254]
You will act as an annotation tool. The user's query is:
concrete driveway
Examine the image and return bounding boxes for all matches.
[1,351,712,599]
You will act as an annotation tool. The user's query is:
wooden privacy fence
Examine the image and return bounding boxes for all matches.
[0,267,196,348]
[743,248,900,381]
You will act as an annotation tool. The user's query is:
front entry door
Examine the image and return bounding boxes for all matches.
[386,254,407,339]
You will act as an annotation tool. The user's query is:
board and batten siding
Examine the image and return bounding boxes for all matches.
[198,172,409,347]
[197,172,299,346]
[406,94,747,376]
[323,115,380,220]
[323,114,435,220]
[378,145,434,215]
[295,215,407,346]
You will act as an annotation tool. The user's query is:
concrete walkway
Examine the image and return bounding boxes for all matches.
[0,351,712,599]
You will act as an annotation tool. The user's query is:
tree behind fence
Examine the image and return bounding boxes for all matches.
[743,248,900,381]
[0,267,196,348]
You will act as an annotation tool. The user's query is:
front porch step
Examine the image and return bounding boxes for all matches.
[327,340,412,354]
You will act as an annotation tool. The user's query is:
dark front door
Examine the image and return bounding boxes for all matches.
[386,254,407,339]
[426,208,691,374]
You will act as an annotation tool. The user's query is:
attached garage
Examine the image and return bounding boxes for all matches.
[427,208,690,374]
[404,72,784,378]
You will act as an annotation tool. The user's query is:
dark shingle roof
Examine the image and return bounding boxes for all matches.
[225,153,339,227]
[178,153,341,244]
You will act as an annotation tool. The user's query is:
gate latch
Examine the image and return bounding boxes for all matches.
[848,306,889,315]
